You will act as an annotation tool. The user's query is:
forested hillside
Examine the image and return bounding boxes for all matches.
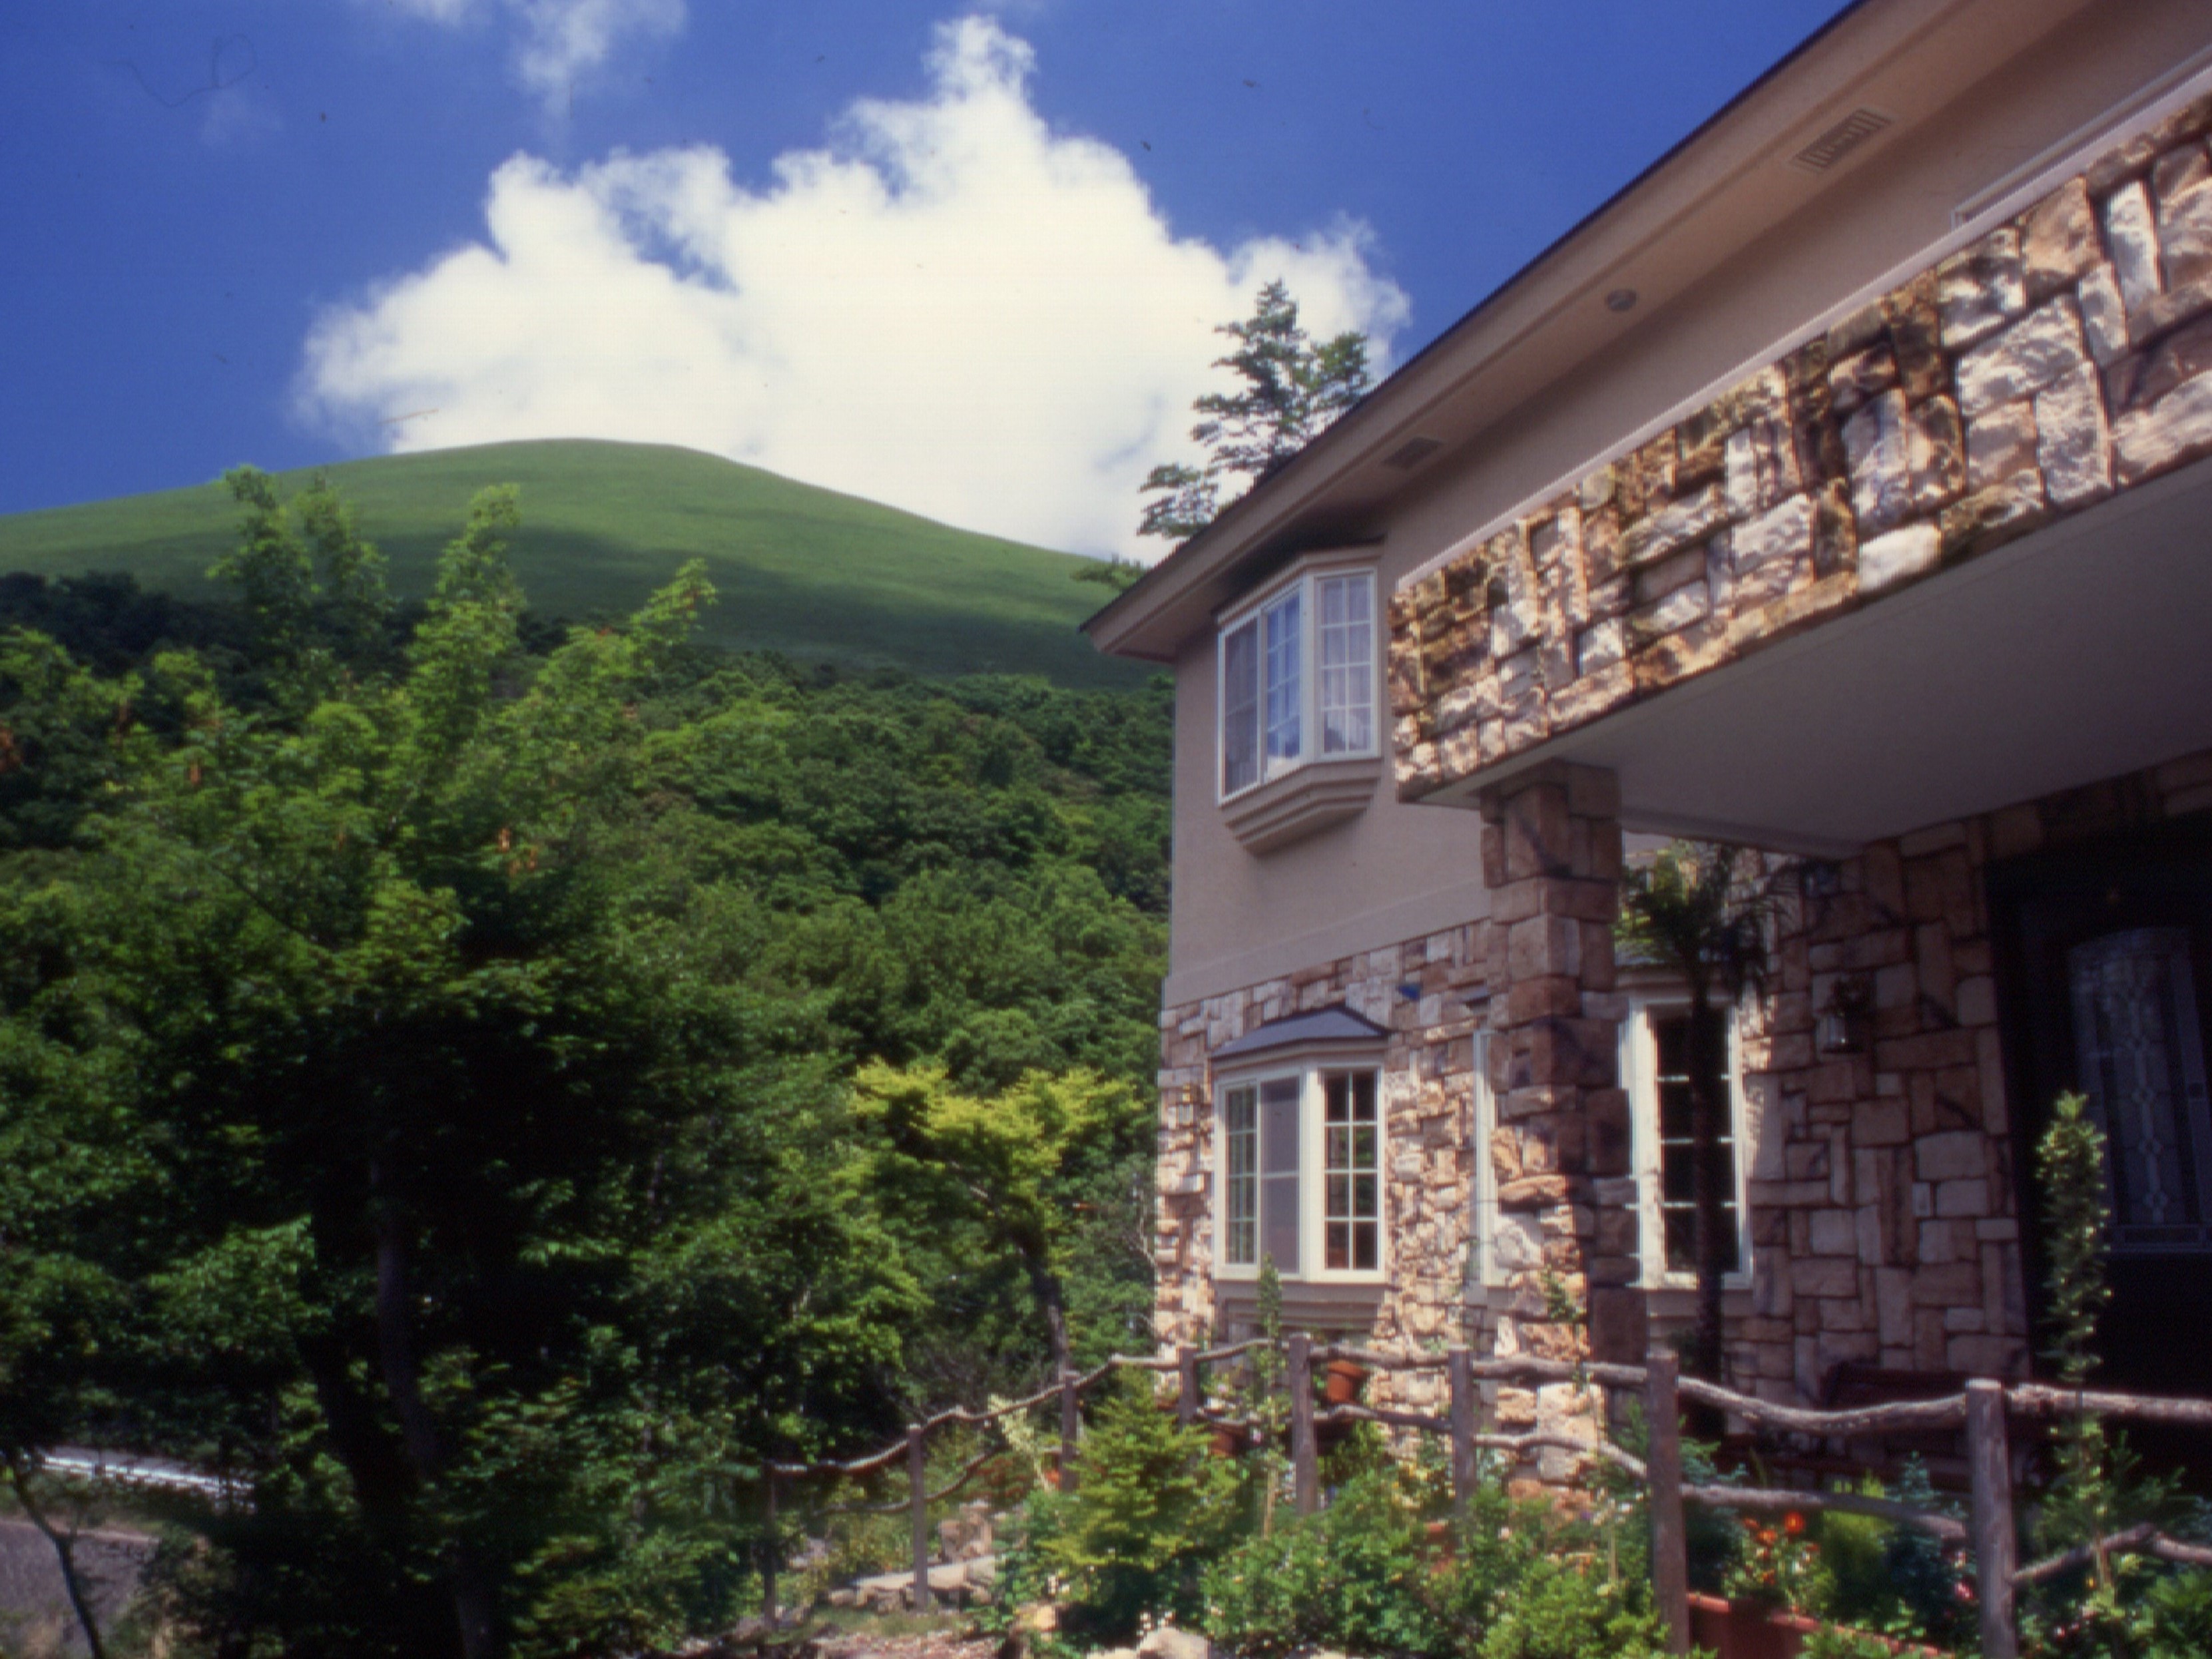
[0,471,1169,1656]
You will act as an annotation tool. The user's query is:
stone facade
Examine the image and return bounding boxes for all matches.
[1729,748,2212,1401]
[1152,919,1488,1373]
[1389,91,2212,802]
[1151,750,2212,1407]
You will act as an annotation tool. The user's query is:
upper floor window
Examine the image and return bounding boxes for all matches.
[1219,566,1376,800]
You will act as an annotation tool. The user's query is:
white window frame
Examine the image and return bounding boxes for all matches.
[1213,1056,1388,1284]
[1215,557,1380,804]
[1621,996,1753,1292]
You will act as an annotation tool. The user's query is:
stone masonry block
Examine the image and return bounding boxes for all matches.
[1955,296,2089,419]
[2022,178,2101,302]
[1936,227,2026,351]
[2034,361,2114,508]
[2105,180,2163,314]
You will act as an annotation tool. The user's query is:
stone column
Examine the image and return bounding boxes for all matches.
[1479,762,1640,1367]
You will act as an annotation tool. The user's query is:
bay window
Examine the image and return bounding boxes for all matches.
[1219,565,1377,800]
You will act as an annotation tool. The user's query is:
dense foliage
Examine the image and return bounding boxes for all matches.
[0,472,1170,1656]
[993,1400,1667,1659]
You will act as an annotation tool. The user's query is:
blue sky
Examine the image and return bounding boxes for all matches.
[2,1,1847,556]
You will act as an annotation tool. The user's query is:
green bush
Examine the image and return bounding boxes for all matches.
[1011,1372,1241,1644]
[1200,1465,1664,1659]
[1199,1470,1448,1658]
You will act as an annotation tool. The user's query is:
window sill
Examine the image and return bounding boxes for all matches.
[1221,756,1383,853]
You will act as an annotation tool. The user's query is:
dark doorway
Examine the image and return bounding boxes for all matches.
[1990,818,2212,1403]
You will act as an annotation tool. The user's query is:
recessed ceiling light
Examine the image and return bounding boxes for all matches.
[1605,288,1638,313]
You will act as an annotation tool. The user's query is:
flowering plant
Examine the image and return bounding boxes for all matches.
[1722,1510,1830,1613]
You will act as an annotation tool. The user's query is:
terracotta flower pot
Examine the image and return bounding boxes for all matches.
[1323,1359,1370,1405]
[1685,1594,1944,1659]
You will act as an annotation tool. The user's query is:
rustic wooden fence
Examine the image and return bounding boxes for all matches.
[760,1340,2212,1658]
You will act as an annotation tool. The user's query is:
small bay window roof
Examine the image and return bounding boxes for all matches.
[1211,1004,1390,1061]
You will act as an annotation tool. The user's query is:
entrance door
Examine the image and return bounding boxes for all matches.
[1992,820,2212,1397]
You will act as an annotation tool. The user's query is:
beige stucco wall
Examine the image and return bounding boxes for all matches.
[1165,551,1490,1006]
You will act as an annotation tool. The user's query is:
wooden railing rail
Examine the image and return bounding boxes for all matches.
[750,1335,2212,1644]
[2014,1523,2212,1586]
[2004,1381,2212,1427]
[1678,1375,1969,1436]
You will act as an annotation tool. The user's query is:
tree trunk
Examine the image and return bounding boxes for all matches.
[1685,996,1732,1396]
[1023,1252,1072,1379]
[3,1455,107,1659]
[373,1193,501,1659]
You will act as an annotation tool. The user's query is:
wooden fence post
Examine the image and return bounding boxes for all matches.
[908,1425,933,1612]
[1058,1366,1081,1497]
[1177,1345,1200,1427]
[1966,1379,2018,1659]
[761,1469,778,1626]
[1288,1332,1318,1515]
[1448,1345,1476,1521]
[1644,1351,1689,1656]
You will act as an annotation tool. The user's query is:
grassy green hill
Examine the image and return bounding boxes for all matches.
[0,439,1139,686]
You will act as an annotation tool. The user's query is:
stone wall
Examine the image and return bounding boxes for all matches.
[1730,749,2212,1403]
[1389,91,2212,802]
[1152,920,1488,1395]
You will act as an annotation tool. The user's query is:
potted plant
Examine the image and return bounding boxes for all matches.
[1688,1515,1946,1659]
[1322,1358,1369,1405]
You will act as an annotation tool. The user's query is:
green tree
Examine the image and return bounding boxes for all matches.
[852,1062,1147,1379]
[1616,842,1771,1385]
[1138,280,1371,543]
[0,491,916,1657]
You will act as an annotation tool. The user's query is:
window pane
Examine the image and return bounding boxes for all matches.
[1223,1086,1258,1267]
[1221,619,1260,794]
[1651,1012,1741,1278]
[1263,590,1301,774]
[2068,927,2212,1252]
[1317,573,1374,754]
[1260,1076,1300,1274]
[1324,1070,1380,1274]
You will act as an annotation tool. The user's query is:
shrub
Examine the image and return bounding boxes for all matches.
[1015,1371,1241,1643]
[1199,1469,1446,1658]
[1468,1546,1667,1659]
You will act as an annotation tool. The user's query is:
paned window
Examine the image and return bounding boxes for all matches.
[1324,1070,1380,1270]
[1316,575,1374,754]
[1215,1063,1384,1280]
[2068,927,2212,1253]
[1223,1084,1259,1268]
[1651,1013,1742,1276]
[1218,567,1377,799]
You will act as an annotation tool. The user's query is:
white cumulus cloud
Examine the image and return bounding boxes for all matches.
[380,0,685,105]
[300,16,1408,558]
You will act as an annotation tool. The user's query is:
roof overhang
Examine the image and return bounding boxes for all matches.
[1083,0,2105,664]
[1424,453,2212,855]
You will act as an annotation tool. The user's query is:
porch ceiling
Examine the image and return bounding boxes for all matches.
[1420,453,2212,856]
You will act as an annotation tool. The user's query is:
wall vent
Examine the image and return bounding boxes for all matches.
[1382,435,1442,471]
[1788,107,1895,174]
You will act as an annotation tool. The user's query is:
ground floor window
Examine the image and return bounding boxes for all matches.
[1324,1070,1380,1270]
[1627,1001,1748,1284]
[1215,1062,1385,1281]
